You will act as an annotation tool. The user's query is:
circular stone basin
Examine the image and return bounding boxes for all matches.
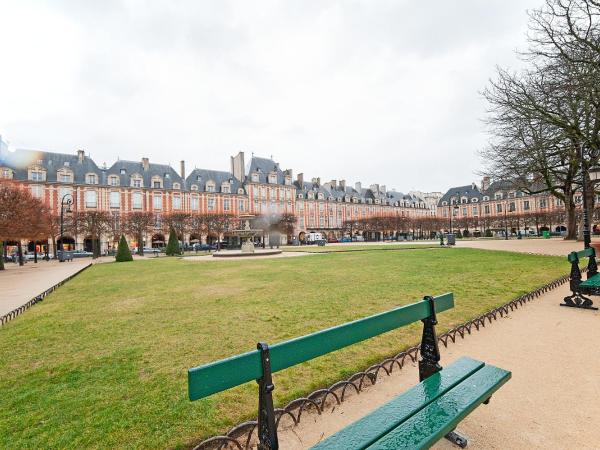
[212,249,283,258]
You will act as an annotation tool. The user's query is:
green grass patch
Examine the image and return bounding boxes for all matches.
[0,248,565,449]
[281,242,439,253]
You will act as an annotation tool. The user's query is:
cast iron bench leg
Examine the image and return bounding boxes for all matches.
[445,429,468,448]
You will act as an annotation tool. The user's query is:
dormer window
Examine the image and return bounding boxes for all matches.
[120,168,126,175]
[1,168,12,179]
[268,173,277,184]
[222,183,231,193]
[191,184,198,191]
[165,173,170,179]
[109,176,119,186]
[64,161,70,167]
[495,193,503,200]
[57,169,73,183]
[172,182,180,190]
[471,198,479,203]
[298,194,304,199]
[86,174,97,184]
[151,176,163,189]
[251,173,259,182]
[29,170,45,182]
[206,181,216,192]
[317,193,324,200]
[131,174,143,188]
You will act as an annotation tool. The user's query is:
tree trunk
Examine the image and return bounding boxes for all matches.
[92,236,99,259]
[0,242,4,271]
[52,236,57,258]
[33,242,38,263]
[138,232,144,256]
[17,241,24,266]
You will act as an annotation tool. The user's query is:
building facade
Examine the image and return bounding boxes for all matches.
[0,148,431,253]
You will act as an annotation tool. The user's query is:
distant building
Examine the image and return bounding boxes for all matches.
[0,135,8,158]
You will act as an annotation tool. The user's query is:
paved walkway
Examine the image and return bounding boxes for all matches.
[455,237,586,256]
[0,259,91,316]
[277,283,600,449]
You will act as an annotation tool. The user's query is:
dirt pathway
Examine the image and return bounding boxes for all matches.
[277,284,600,449]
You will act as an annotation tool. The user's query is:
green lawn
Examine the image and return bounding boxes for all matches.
[0,248,566,449]
[281,242,439,252]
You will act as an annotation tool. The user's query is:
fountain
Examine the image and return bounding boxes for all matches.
[212,216,282,258]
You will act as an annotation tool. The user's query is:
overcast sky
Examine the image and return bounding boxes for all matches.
[0,0,541,192]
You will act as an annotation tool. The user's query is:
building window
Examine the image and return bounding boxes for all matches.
[59,172,72,183]
[268,174,277,184]
[540,199,547,208]
[86,174,97,184]
[59,186,72,200]
[173,183,180,190]
[206,182,215,192]
[191,196,199,210]
[524,200,530,210]
[238,199,244,211]
[224,199,230,211]
[153,181,161,189]
[496,204,502,213]
[462,207,467,216]
[153,195,162,210]
[208,198,215,211]
[109,176,119,186]
[191,184,198,191]
[484,205,490,214]
[110,192,120,208]
[173,196,181,210]
[85,190,97,208]
[473,206,478,216]
[30,171,44,181]
[120,168,126,175]
[133,178,142,188]
[509,202,516,212]
[252,173,259,182]
[133,192,143,209]
[222,184,231,193]
[30,185,43,198]
[2,168,10,178]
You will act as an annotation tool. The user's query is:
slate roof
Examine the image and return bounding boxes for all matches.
[1,149,102,184]
[186,168,241,193]
[438,184,484,206]
[246,156,285,184]
[106,159,184,189]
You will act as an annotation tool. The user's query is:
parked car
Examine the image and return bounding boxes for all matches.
[24,252,46,261]
[327,237,338,243]
[352,235,365,242]
[193,243,217,251]
[340,236,352,243]
[71,250,93,258]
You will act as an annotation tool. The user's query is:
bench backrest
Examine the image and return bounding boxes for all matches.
[568,247,595,263]
[188,293,454,400]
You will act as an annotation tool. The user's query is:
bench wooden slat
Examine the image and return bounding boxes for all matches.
[580,273,600,288]
[366,364,512,450]
[188,293,454,400]
[568,247,595,262]
[310,357,485,450]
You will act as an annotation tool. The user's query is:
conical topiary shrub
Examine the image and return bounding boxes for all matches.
[115,235,133,262]
[165,228,181,256]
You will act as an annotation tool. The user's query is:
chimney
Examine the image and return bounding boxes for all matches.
[142,157,149,171]
[370,184,379,193]
[180,160,185,179]
[339,179,346,190]
[297,172,304,186]
[330,179,337,189]
[381,185,386,194]
[77,149,85,163]
[230,151,245,181]
[355,181,362,192]
[311,177,320,186]
[481,176,490,192]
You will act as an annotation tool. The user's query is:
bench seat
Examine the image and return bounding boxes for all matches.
[579,272,600,289]
[311,357,511,450]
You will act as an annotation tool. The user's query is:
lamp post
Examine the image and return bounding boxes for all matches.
[590,166,600,244]
[449,204,459,233]
[504,202,508,240]
[59,193,73,262]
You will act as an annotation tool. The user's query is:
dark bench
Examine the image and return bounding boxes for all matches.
[188,294,511,449]
[562,247,600,310]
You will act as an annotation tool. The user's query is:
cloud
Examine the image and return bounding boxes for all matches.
[0,0,541,191]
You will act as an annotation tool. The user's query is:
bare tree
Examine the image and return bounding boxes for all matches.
[73,211,112,259]
[124,212,155,256]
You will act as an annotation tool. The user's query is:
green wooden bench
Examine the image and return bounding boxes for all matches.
[188,294,511,449]
[562,247,599,310]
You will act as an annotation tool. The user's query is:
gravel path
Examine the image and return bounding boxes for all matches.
[277,283,600,449]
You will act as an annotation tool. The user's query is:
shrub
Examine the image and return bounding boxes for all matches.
[165,229,181,256]
[485,229,493,237]
[455,230,463,239]
[115,235,133,262]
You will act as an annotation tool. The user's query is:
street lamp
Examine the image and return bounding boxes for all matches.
[504,202,508,240]
[586,165,600,247]
[449,204,459,234]
[59,193,73,262]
